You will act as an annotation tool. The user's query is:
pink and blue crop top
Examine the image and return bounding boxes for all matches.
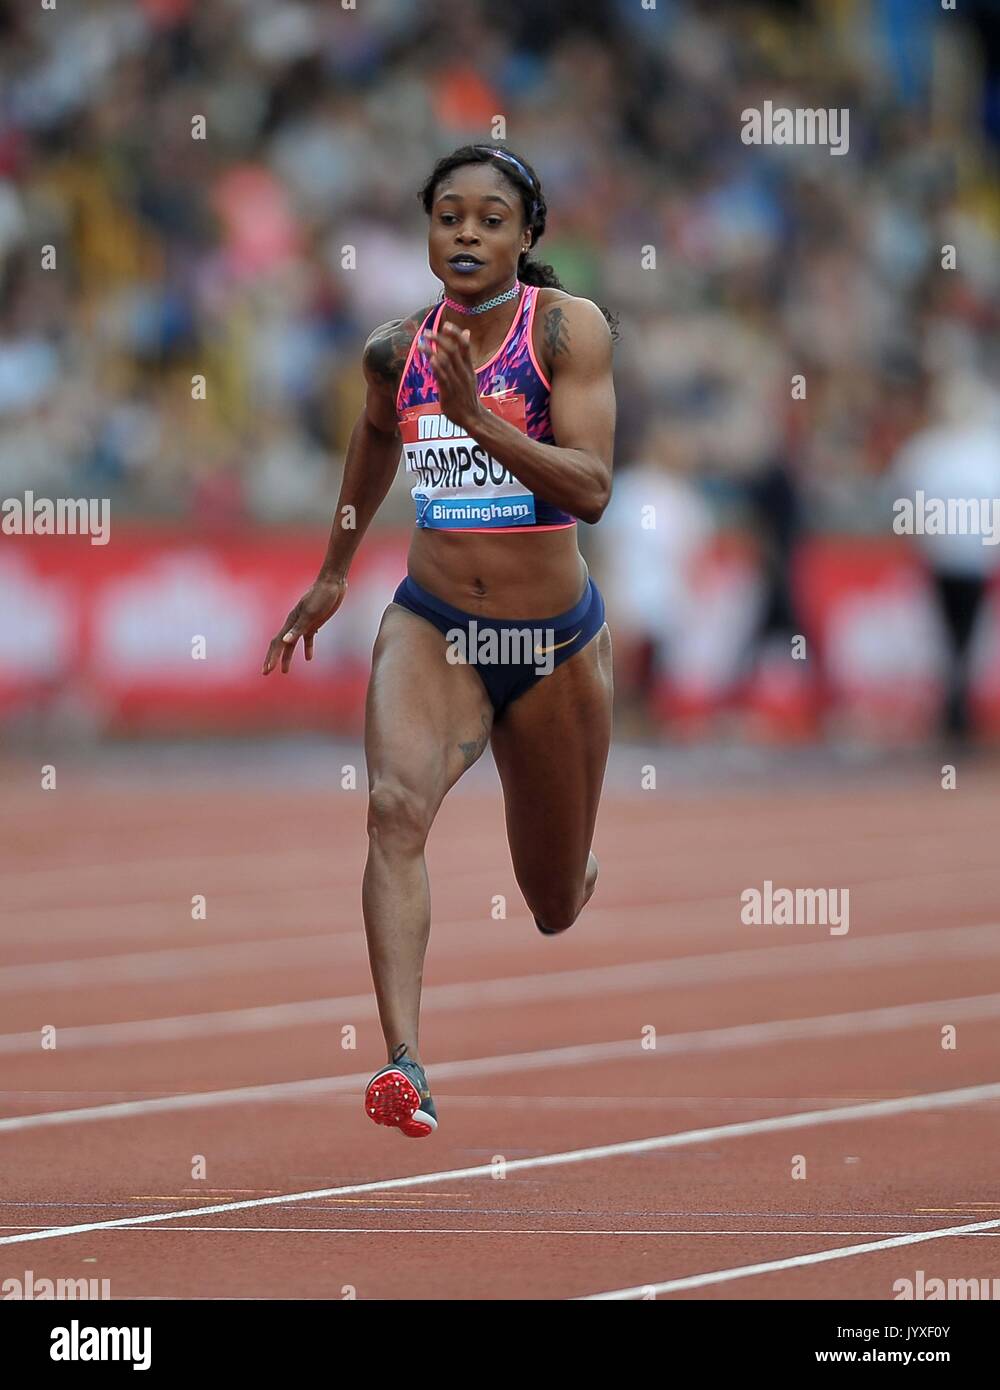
[394,283,576,531]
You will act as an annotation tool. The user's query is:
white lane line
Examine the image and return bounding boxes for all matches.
[3,912,1000,996]
[4,919,1000,1052]
[0,1206,985,1220]
[4,994,1000,1133]
[3,1224,999,1239]
[0,935,348,993]
[1,1080,999,1250]
[580,1216,1000,1299]
[0,834,684,923]
[6,853,1000,949]
[0,900,720,989]
[0,820,964,894]
[1,1226,986,1237]
[2,969,1000,1057]
[0,846,669,942]
[0,861,944,947]
[0,901,652,990]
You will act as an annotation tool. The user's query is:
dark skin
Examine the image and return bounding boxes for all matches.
[263,162,615,1073]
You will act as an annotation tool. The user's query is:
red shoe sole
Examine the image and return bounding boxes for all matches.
[399,1114,435,1138]
[365,1069,433,1136]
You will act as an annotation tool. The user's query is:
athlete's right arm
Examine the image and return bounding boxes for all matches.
[262,316,418,675]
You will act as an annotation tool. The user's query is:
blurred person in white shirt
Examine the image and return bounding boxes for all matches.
[890,372,1000,740]
[600,423,713,733]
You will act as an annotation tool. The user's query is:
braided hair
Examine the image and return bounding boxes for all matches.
[418,144,619,340]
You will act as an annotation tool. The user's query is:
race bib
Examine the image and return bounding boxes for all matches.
[399,392,536,528]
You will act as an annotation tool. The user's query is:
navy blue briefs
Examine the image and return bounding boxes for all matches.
[391,574,606,718]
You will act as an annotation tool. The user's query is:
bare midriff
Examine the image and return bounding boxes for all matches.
[407,525,588,619]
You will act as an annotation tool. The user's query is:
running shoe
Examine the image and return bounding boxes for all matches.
[364,1051,438,1138]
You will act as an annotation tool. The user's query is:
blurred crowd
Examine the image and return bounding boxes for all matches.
[0,0,997,730]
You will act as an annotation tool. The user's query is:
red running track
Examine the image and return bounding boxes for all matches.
[1,752,999,1300]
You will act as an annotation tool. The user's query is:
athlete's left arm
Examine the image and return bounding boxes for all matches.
[422,298,615,524]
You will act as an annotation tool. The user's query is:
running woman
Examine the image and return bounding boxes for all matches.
[263,145,616,1137]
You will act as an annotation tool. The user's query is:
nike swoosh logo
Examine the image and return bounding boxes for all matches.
[534,629,582,657]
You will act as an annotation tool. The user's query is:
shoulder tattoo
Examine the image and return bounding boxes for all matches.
[542,305,571,360]
[365,322,417,390]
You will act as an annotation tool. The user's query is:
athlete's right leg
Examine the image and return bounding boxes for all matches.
[363,602,493,1071]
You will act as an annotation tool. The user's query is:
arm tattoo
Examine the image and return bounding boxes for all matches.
[542,306,570,360]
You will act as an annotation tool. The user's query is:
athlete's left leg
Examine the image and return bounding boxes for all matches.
[489,623,613,934]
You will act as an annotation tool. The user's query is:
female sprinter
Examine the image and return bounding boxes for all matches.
[263,145,616,1138]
